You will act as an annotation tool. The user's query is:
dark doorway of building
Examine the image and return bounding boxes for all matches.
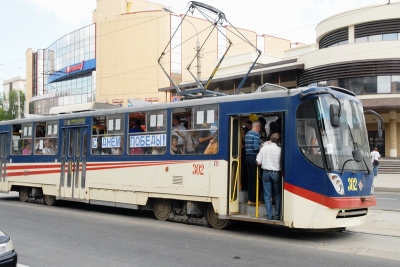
[368,131,385,157]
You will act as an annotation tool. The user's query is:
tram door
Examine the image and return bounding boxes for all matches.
[228,117,241,215]
[0,133,8,192]
[61,127,88,199]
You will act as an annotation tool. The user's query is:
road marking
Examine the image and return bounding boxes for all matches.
[18,264,30,267]
[376,198,398,200]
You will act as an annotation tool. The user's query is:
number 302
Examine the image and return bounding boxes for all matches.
[348,177,358,191]
[192,164,204,175]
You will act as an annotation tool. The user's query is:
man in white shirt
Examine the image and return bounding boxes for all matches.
[370,147,381,177]
[256,133,281,220]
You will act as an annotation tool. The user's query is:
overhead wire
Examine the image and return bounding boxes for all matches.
[4,1,400,89]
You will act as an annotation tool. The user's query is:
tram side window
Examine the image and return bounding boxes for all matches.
[193,105,218,154]
[170,105,218,155]
[296,100,324,168]
[91,114,124,155]
[11,123,33,155]
[128,110,167,155]
[171,107,191,154]
[34,121,59,155]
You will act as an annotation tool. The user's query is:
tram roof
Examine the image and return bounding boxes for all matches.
[0,86,356,125]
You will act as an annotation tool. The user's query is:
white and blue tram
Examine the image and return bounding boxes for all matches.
[0,85,376,230]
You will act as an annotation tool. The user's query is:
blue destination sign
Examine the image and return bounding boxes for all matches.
[130,134,166,148]
[92,136,121,148]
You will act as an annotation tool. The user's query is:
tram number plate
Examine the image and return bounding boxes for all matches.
[192,164,204,175]
[348,177,358,191]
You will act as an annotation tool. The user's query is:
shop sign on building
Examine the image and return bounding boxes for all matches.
[145,97,159,102]
[65,61,84,74]
[112,99,123,103]
[97,100,109,104]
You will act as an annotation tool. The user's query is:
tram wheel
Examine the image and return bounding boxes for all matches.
[19,187,29,202]
[152,198,172,221]
[205,203,230,230]
[43,195,57,206]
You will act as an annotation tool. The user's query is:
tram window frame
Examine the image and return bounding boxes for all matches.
[296,100,324,169]
[128,110,167,155]
[34,120,59,155]
[91,114,124,155]
[171,105,219,155]
[11,123,33,155]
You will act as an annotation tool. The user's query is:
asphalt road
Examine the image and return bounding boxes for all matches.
[0,193,399,267]
[373,192,400,212]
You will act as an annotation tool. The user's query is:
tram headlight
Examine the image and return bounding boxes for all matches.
[371,180,374,194]
[327,173,345,195]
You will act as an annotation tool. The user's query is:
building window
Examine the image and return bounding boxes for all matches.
[391,76,400,93]
[313,75,400,95]
[257,35,265,54]
[355,37,368,43]
[368,34,382,42]
[377,76,391,93]
[218,26,227,59]
[170,15,182,74]
[383,33,398,41]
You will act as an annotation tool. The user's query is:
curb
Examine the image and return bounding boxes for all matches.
[374,187,400,193]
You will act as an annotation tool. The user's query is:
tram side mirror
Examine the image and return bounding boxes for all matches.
[330,104,340,127]
[377,120,383,138]
[352,149,363,163]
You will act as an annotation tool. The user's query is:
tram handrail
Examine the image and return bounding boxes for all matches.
[256,166,259,218]
[230,162,239,202]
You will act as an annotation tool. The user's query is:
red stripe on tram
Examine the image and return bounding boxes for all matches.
[284,182,376,209]
[5,161,194,177]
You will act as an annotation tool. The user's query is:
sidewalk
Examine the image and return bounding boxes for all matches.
[373,173,400,193]
[348,209,400,237]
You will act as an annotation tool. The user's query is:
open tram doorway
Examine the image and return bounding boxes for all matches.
[60,127,88,200]
[0,133,8,192]
[228,112,284,222]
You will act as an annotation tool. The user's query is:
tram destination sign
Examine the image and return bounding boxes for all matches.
[65,118,86,126]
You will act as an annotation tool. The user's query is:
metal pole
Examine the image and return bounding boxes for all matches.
[196,40,201,81]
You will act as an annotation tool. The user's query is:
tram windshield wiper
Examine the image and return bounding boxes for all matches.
[340,125,370,175]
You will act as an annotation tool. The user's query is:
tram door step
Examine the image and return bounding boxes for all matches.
[238,190,276,218]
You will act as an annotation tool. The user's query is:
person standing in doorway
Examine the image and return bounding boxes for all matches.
[256,133,282,220]
[371,147,381,177]
[245,121,261,205]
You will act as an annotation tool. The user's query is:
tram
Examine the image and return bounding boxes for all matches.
[0,85,377,230]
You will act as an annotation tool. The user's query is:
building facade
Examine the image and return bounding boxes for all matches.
[25,1,398,156]
[1,76,27,117]
[296,2,400,157]
[25,0,292,114]
[26,24,96,115]
[2,76,26,95]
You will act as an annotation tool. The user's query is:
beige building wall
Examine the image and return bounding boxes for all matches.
[264,35,291,58]
[181,16,218,84]
[226,26,256,57]
[316,3,400,43]
[94,0,171,105]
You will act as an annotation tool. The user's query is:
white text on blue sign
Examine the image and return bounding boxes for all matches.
[130,134,166,147]
[101,136,121,148]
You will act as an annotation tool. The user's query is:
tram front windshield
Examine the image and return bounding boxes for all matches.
[297,96,372,173]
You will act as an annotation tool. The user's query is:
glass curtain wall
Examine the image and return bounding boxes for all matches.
[31,24,96,115]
